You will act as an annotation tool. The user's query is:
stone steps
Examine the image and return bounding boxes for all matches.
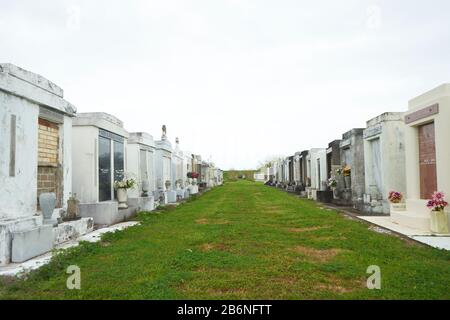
[390,199,431,231]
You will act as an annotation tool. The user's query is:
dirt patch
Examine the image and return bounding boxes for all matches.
[0,276,17,286]
[215,220,231,225]
[195,218,230,225]
[202,287,248,296]
[265,206,282,211]
[315,283,353,293]
[195,218,209,224]
[292,246,346,263]
[315,275,365,294]
[271,276,299,286]
[314,236,347,241]
[288,226,330,233]
[199,243,229,252]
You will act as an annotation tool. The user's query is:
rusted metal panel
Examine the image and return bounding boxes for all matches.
[405,104,439,124]
[418,122,437,199]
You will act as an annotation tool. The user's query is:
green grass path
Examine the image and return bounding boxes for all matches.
[1,181,449,299]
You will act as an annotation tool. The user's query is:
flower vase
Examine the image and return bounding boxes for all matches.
[117,188,128,209]
[430,210,450,235]
[390,203,406,212]
[344,176,351,189]
[332,188,338,199]
[39,192,58,226]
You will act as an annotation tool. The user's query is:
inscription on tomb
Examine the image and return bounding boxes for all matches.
[363,125,382,139]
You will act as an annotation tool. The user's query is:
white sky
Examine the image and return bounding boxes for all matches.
[1,0,449,170]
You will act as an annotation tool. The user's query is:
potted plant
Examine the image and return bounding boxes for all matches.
[187,172,199,179]
[328,177,338,198]
[114,178,136,209]
[426,191,450,235]
[388,191,405,211]
[342,165,351,189]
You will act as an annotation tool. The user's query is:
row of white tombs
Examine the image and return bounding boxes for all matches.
[0,63,223,266]
[257,82,450,236]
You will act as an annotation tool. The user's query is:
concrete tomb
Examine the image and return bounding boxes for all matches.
[171,138,186,200]
[155,125,176,203]
[297,150,309,195]
[0,63,77,265]
[127,132,156,211]
[72,112,135,225]
[334,129,365,209]
[363,113,406,214]
[288,155,295,186]
[326,140,342,200]
[293,152,302,187]
[391,84,450,232]
[306,148,327,200]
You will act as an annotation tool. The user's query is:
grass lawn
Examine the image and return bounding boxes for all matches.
[1,180,449,299]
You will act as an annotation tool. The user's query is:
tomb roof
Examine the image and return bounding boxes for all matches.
[342,128,364,140]
[409,83,450,111]
[0,63,76,116]
[328,139,342,148]
[128,132,155,148]
[73,112,129,138]
[366,112,404,127]
[155,139,172,152]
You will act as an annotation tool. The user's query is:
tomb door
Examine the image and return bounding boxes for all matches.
[326,153,332,179]
[37,118,62,209]
[307,160,311,186]
[316,158,321,189]
[163,156,171,186]
[98,130,125,201]
[147,151,154,191]
[418,122,437,199]
[289,160,294,182]
[300,159,304,183]
[177,160,183,181]
[98,136,112,201]
[140,149,148,194]
[370,138,382,196]
[113,141,124,200]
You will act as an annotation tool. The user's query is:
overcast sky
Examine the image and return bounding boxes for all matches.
[1,0,449,170]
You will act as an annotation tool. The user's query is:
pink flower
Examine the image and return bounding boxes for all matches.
[427,191,448,211]
[433,192,444,200]
[388,191,403,203]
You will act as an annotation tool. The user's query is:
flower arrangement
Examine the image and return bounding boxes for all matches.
[335,168,343,175]
[342,165,351,177]
[426,191,448,212]
[388,191,403,204]
[114,178,136,190]
[187,172,199,179]
[328,177,337,188]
